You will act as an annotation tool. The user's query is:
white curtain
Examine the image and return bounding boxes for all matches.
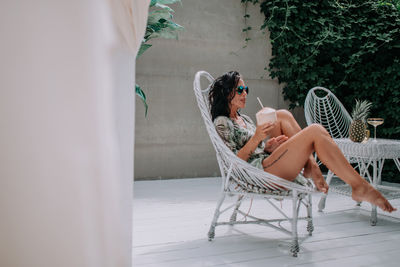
[110,0,150,54]
[0,0,149,266]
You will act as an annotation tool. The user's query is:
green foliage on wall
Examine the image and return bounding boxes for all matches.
[136,0,183,116]
[243,0,400,181]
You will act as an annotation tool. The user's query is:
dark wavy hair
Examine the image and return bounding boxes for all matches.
[209,71,241,121]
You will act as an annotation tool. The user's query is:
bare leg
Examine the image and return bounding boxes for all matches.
[262,124,396,212]
[269,110,328,192]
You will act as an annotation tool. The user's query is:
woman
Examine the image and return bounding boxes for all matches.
[209,71,395,212]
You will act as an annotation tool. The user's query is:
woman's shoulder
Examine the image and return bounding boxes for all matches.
[214,115,231,126]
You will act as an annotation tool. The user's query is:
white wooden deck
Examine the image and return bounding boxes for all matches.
[133,177,400,267]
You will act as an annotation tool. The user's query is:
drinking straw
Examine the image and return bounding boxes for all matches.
[257,97,264,109]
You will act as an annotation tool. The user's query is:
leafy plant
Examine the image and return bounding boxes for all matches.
[136,0,183,116]
[242,0,400,181]
[241,0,258,48]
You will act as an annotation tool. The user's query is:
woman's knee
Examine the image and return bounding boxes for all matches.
[276,109,294,121]
[306,123,329,136]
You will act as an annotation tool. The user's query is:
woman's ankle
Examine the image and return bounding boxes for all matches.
[351,179,370,192]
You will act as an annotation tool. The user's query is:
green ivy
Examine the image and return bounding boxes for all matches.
[136,0,183,116]
[243,0,400,181]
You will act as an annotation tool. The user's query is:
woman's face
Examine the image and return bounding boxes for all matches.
[229,78,247,111]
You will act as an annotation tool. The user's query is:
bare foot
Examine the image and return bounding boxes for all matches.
[352,182,397,212]
[304,163,329,193]
[312,175,329,193]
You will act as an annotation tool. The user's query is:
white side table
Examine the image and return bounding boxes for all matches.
[318,138,400,225]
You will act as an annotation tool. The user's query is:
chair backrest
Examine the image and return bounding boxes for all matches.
[193,71,314,194]
[192,71,240,170]
[304,87,352,139]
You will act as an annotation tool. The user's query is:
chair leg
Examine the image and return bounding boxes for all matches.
[230,195,244,223]
[306,194,314,236]
[356,159,368,206]
[370,205,377,226]
[290,192,299,257]
[208,193,226,241]
[318,170,334,212]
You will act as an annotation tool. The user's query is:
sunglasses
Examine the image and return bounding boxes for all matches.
[236,85,249,95]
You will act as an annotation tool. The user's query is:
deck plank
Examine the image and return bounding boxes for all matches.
[133,178,400,266]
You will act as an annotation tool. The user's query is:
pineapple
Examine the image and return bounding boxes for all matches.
[349,100,372,142]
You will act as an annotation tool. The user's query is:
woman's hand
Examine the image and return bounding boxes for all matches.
[254,122,276,143]
[265,135,288,153]
[237,122,277,162]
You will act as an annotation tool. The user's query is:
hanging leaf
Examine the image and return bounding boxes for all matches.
[154,3,174,12]
[149,21,183,39]
[136,0,183,117]
[135,84,148,117]
[150,0,181,7]
[137,43,152,57]
[147,9,173,24]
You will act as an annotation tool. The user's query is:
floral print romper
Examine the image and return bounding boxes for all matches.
[214,114,270,169]
[214,114,310,187]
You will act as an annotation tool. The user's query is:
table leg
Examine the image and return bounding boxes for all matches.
[394,158,400,172]
[370,159,378,226]
[370,207,377,226]
[359,159,373,183]
[377,159,385,185]
[355,160,364,206]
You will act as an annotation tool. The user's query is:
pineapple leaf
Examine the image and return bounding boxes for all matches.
[351,99,372,122]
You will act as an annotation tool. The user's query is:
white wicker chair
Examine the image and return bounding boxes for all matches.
[304,87,352,139]
[304,87,365,211]
[194,71,320,257]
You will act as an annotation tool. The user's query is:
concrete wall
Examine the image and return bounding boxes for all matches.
[135,0,305,179]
